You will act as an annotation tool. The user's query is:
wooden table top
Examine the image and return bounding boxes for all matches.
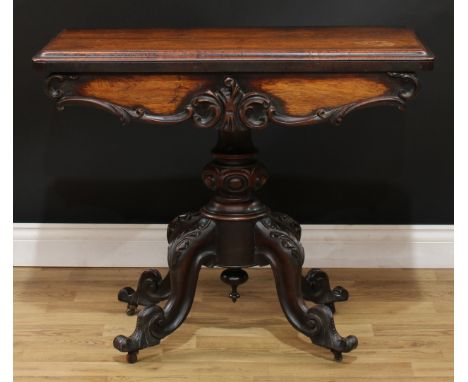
[33,27,434,72]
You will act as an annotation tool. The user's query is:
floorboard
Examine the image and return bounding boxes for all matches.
[14,267,453,381]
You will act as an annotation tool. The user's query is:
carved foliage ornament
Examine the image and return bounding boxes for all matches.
[168,217,212,269]
[259,216,305,267]
[47,73,418,131]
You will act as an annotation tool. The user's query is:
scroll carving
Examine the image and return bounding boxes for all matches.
[46,73,419,131]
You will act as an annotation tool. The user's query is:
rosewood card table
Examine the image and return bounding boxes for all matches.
[33,28,434,363]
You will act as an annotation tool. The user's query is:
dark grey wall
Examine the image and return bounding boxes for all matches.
[14,0,453,224]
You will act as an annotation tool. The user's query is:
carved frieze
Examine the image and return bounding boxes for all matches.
[46,73,419,131]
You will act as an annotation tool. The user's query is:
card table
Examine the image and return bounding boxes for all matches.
[34,27,434,363]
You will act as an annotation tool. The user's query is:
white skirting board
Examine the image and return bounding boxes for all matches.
[13,223,454,268]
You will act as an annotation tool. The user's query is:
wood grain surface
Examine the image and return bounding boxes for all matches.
[14,267,453,381]
[79,75,213,115]
[252,75,390,116]
[70,74,393,117]
[32,28,434,72]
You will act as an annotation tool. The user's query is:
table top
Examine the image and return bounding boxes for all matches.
[33,27,434,73]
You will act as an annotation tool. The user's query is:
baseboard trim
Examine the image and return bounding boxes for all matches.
[13,223,454,268]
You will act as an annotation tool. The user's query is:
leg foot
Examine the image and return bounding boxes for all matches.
[255,214,357,360]
[220,268,249,302]
[307,305,358,355]
[331,349,343,362]
[302,269,349,313]
[113,305,163,354]
[126,351,138,364]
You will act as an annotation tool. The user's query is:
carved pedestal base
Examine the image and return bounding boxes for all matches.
[114,213,357,363]
[114,126,358,363]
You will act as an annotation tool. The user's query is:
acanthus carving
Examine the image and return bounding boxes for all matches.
[46,72,419,131]
[270,212,302,241]
[168,217,212,269]
[260,216,305,267]
[167,212,201,243]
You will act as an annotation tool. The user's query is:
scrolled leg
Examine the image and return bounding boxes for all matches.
[113,305,164,361]
[302,269,349,313]
[117,211,203,315]
[306,304,357,360]
[114,215,216,362]
[269,213,348,313]
[255,215,357,360]
[118,269,170,315]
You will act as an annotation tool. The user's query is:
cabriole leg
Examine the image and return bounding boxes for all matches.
[116,212,201,315]
[266,213,349,313]
[255,215,358,361]
[113,216,216,363]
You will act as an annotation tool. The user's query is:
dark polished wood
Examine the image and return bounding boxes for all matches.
[117,269,170,316]
[113,127,358,363]
[220,268,249,302]
[34,27,433,364]
[254,214,358,361]
[302,269,349,314]
[33,27,433,72]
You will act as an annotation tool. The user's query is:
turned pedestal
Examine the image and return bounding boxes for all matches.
[33,27,434,363]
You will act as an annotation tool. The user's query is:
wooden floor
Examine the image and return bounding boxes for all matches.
[14,267,453,381]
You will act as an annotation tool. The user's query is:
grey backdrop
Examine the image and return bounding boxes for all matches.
[14,0,453,224]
